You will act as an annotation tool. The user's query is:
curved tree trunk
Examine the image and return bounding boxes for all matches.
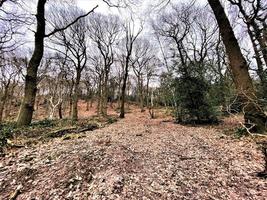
[208,0,266,133]
[17,0,46,126]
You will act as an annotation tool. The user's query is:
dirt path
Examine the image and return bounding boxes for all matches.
[0,111,266,199]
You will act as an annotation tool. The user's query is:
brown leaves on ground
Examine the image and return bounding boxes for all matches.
[0,110,267,199]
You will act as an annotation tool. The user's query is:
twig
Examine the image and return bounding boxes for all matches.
[9,184,22,200]
[226,96,254,136]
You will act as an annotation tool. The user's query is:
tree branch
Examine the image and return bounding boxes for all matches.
[45,5,98,38]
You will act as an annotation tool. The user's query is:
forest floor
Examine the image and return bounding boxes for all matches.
[0,107,267,200]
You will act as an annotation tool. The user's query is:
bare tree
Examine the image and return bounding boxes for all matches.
[88,13,121,116]
[152,3,194,71]
[0,55,22,122]
[131,38,154,112]
[16,0,97,126]
[119,20,143,118]
[50,7,90,121]
[0,0,29,55]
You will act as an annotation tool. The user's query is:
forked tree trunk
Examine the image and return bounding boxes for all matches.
[208,0,267,133]
[16,0,46,126]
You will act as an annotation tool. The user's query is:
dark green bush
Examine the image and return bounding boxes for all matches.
[174,75,218,124]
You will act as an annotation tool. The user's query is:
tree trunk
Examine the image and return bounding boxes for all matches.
[247,27,267,97]
[97,76,102,115]
[120,58,129,118]
[208,0,267,133]
[117,80,122,109]
[17,0,46,126]
[101,74,108,116]
[69,98,72,117]
[0,84,10,122]
[58,101,63,119]
[0,96,7,122]
[86,88,90,111]
[69,81,74,117]
[72,70,81,121]
[72,91,78,121]
[252,23,267,67]
[146,78,150,107]
[138,77,145,112]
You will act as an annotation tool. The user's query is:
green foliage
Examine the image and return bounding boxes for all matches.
[31,118,55,128]
[0,126,8,151]
[235,127,248,138]
[158,72,176,107]
[107,117,118,124]
[174,74,218,124]
[0,122,16,152]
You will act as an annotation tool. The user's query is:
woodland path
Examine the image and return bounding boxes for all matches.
[0,111,267,199]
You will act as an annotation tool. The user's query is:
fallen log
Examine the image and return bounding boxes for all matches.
[46,127,77,138]
[46,123,99,138]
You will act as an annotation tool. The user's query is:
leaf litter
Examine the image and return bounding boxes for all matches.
[0,110,266,199]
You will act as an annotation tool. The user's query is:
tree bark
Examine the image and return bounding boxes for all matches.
[208,0,266,133]
[17,0,46,126]
[58,101,63,119]
[101,73,108,116]
[86,87,90,111]
[72,70,81,121]
[252,23,267,67]
[97,75,102,115]
[0,89,8,122]
[120,57,130,118]
[138,77,145,112]
[68,81,73,117]
[69,98,72,117]
[247,28,266,83]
